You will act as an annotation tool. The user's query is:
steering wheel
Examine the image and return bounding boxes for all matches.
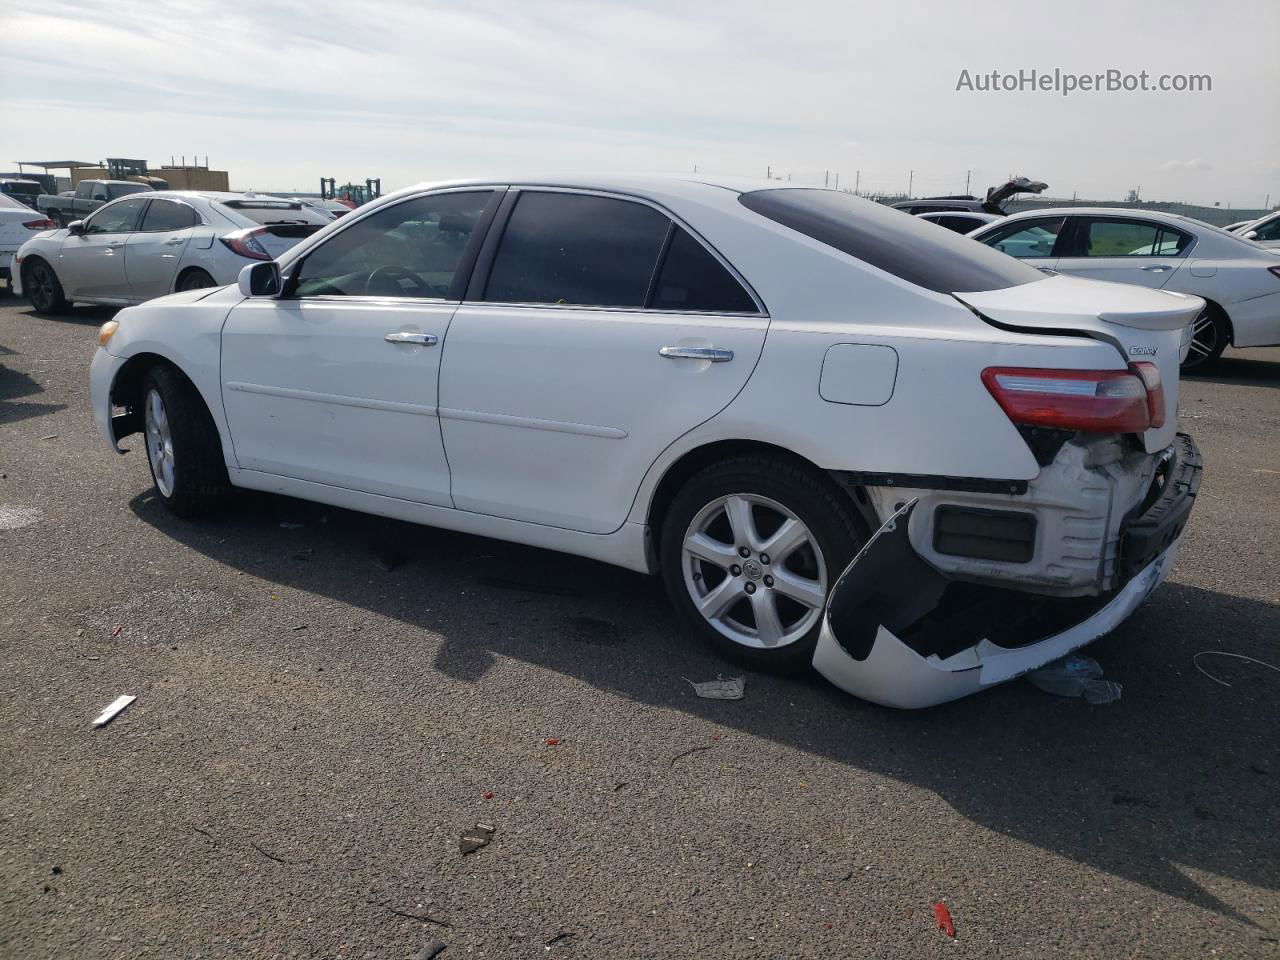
[364,264,435,297]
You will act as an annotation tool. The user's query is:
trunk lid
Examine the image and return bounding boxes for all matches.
[956,274,1203,452]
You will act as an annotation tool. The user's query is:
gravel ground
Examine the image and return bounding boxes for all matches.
[1,294,1277,959]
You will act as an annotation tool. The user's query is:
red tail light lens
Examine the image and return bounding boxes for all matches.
[23,218,55,230]
[1129,361,1165,428]
[982,367,1153,433]
[219,227,272,261]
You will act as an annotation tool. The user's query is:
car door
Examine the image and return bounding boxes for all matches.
[972,215,1068,272]
[219,189,499,505]
[58,196,150,300]
[1052,217,1191,289]
[124,198,200,299]
[439,189,768,535]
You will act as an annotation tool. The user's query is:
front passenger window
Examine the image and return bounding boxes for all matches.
[979,217,1067,258]
[293,191,494,299]
[83,197,149,235]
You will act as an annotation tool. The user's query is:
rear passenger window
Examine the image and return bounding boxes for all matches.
[140,200,199,232]
[650,228,756,312]
[484,192,669,307]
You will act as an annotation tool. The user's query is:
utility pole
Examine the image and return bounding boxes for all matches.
[767,165,771,180]
[908,170,913,197]
[1266,193,1272,210]
[855,170,860,195]
[824,170,829,188]
[834,172,839,190]
[965,169,971,194]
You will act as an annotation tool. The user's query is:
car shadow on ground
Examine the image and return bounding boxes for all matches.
[129,488,1278,923]
[0,355,66,426]
[1186,353,1280,389]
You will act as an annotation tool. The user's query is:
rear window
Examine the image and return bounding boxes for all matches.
[217,199,333,227]
[739,188,1044,294]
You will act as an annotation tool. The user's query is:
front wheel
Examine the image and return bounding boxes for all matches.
[141,365,231,517]
[24,259,69,314]
[660,456,866,671]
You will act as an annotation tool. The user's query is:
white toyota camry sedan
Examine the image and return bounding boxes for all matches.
[14,191,333,312]
[968,207,1280,371]
[89,176,1203,708]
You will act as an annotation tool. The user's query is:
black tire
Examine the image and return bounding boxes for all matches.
[1181,304,1228,373]
[141,365,231,518]
[175,268,217,293]
[660,455,866,672]
[24,258,69,314]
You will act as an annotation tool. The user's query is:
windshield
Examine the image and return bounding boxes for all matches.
[217,199,333,227]
[739,188,1045,294]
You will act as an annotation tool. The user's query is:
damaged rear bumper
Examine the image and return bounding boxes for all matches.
[815,433,1201,708]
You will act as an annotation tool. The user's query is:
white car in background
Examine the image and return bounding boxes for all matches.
[969,208,1280,370]
[0,193,54,291]
[14,191,333,313]
[1235,210,1280,249]
[90,177,1202,708]
[916,210,1001,234]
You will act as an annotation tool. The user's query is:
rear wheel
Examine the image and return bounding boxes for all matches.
[24,259,69,314]
[176,268,216,292]
[660,456,866,671]
[1181,304,1228,373]
[141,365,230,517]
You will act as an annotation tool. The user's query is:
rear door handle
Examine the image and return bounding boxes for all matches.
[1142,264,1172,272]
[106,241,124,249]
[659,346,734,362]
[384,332,437,345]
[165,237,186,246]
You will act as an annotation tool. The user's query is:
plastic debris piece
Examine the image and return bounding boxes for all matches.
[415,942,447,960]
[93,695,136,728]
[482,791,493,800]
[933,901,955,938]
[111,625,123,638]
[1027,654,1121,703]
[459,823,495,855]
[684,675,745,700]
[545,738,560,746]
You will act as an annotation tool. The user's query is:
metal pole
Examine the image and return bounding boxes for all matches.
[908,170,913,197]
[855,170,860,195]
[834,172,839,191]
[965,170,971,193]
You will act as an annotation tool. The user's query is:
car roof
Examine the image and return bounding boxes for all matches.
[374,174,801,203]
[996,206,1212,226]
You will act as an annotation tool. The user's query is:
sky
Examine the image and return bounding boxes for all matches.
[1,0,1277,209]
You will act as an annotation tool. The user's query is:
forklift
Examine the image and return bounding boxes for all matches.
[320,177,382,208]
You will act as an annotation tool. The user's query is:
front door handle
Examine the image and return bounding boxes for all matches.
[384,332,437,345]
[659,346,734,362]
[165,237,186,246]
[106,241,124,250]
[1141,264,1172,272]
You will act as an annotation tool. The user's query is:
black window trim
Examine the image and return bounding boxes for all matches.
[464,185,767,317]
[280,186,506,303]
[137,197,206,233]
[1060,215,1197,260]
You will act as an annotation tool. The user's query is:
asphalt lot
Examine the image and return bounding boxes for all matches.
[1,293,1277,959]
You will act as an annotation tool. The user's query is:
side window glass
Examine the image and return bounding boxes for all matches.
[1153,228,1192,256]
[1083,220,1163,257]
[981,217,1067,258]
[1251,218,1280,242]
[84,198,148,234]
[483,192,669,307]
[75,183,92,199]
[650,227,756,312]
[140,200,199,232]
[293,191,493,298]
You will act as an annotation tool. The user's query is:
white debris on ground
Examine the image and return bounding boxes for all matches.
[0,504,42,530]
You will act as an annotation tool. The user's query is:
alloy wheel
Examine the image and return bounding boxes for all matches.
[144,388,176,498]
[29,264,54,311]
[1185,308,1219,368]
[681,493,828,649]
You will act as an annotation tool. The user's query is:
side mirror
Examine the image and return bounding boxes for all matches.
[238,260,280,297]
[1242,230,1259,240]
[67,220,85,236]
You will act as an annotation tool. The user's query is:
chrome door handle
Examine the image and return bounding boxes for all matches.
[106,241,124,249]
[384,332,437,345]
[659,346,734,362]
[1142,265,1172,272]
[164,237,186,246]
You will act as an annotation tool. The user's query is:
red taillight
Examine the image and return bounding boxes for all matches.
[219,227,272,261]
[982,367,1154,433]
[1129,361,1165,428]
[23,218,55,230]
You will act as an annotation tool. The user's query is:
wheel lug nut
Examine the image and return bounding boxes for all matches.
[744,582,756,594]
[730,564,742,576]
[763,575,774,587]
[738,546,751,558]
[760,553,770,565]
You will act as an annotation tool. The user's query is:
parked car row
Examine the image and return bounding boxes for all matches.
[85,175,1202,708]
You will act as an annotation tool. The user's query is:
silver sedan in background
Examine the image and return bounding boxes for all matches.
[13,191,333,313]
